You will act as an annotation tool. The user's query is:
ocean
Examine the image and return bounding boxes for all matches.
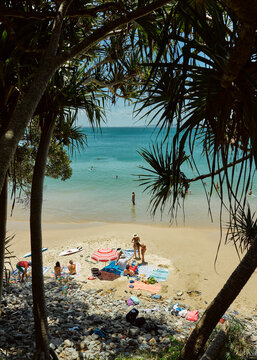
[12,127,257,228]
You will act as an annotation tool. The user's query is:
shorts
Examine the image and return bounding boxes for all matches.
[16,265,24,273]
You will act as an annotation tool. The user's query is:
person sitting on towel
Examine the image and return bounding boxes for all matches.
[116,253,134,270]
[54,261,62,279]
[115,250,124,265]
[123,263,138,277]
[68,260,76,275]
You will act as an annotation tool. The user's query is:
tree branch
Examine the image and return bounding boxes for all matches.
[220,0,257,88]
[46,0,73,57]
[83,75,139,99]
[0,0,72,194]
[188,154,251,183]
[0,3,123,20]
[55,0,171,66]
[221,0,257,25]
[221,23,256,88]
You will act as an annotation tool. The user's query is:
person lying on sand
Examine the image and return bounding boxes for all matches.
[123,263,138,277]
[68,260,76,275]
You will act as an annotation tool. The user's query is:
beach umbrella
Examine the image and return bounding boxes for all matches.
[91,248,118,262]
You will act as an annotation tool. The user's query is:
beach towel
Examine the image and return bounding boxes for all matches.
[101,261,123,276]
[131,281,161,293]
[138,265,155,277]
[150,268,169,282]
[99,271,120,281]
[121,249,134,260]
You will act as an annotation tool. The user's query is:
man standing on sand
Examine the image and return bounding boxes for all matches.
[132,192,135,205]
[16,260,32,282]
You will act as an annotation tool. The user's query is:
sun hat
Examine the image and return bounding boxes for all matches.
[133,233,138,237]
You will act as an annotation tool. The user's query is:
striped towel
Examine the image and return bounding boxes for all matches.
[150,268,169,282]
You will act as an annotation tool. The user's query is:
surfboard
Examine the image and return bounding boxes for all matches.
[59,247,83,256]
[23,247,48,258]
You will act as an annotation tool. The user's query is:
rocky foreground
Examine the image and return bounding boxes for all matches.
[0,279,257,359]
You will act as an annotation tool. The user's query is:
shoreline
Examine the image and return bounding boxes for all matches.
[7,218,257,316]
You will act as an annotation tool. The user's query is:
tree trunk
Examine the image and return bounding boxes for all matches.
[179,235,257,360]
[0,60,58,196]
[30,118,56,360]
[200,323,229,360]
[0,175,7,311]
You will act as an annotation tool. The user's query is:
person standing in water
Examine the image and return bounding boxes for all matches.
[132,192,135,205]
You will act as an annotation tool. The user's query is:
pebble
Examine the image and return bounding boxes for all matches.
[1,279,256,359]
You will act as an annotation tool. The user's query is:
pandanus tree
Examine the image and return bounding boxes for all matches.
[0,0,172,196]
[0,2,170,357]
[136,1,257,359]
[28,38,149,356]
[28,69,104,358]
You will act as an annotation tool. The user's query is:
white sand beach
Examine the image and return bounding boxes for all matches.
[7,219,257,315]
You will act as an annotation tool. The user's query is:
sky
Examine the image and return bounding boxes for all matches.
[77,99,156,128]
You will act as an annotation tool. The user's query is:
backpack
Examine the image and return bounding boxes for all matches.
[126,308,139,323]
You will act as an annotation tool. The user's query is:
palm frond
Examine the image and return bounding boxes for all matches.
[226,204,257,252]
[137,142,190,218]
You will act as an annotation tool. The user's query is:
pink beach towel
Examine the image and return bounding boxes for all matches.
[131,281,161,293]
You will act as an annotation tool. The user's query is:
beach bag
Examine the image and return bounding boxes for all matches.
[187,310,199,321]
[126,308,139,323]
[130,295,140,305]
[127,298,135,306]
[91,268,100,277]
[133,317,146,328]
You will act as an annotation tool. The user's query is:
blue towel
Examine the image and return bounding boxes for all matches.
[150,268,169,282]
[101,261,123,275]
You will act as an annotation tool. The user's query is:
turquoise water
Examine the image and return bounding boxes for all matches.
[13,127,257,227]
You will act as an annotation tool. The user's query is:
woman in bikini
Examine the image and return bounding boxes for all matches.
[54,261,62,279]
[131,233,141,259]
[68,260,76,275]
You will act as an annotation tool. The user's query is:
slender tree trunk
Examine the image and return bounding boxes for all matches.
[30,118,55,360]
[179,235,257,360]
[0,175,7,311]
